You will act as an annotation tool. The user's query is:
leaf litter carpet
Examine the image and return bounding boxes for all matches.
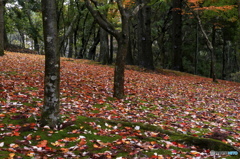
[0,52,239,158]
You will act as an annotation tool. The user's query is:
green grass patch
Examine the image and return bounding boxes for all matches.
[25,87,39,91]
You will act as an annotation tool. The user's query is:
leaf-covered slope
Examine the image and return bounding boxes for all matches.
[0,52,239,158]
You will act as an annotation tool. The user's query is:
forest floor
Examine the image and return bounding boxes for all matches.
[0,52,240,159]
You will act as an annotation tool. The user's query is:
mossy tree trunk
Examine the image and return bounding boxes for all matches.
[41,0,60,128]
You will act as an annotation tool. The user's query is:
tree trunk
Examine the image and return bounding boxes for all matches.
[222,36,226,80]
[41,0,60,128]
[109,35,114,64]
[138,0,154,70]
[126,25,134,65]
[195,14,217,82]
[210,25,217,82]
[68,35,74,58]
[88,28,100,60]
[34,38,40,53]
[85,0,142,98]
[172,0,183,71]
[0,0,4,56]
[99,27,109,64]
[195,22,199,75]
[238,0,240,19]
[114,35,129,99]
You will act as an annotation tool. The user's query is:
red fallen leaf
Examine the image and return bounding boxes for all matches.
[26,134,32,140]
[78,138,87,146]
[30,123,36,128]
[12,131,20,136]
[64,137,78,142]
[163,135,169,140]
[124,127,132,130]
[36,140,48,148]
[35,135,41,140]
[36,103,42,106]
[177,143,186,148]
[0,124,4,128]
[233,142,240,147]
[45,146,52,150]
[71,129,78,134]
[0,114,5,117]
[60,148,69,153]
[129,150,139,155]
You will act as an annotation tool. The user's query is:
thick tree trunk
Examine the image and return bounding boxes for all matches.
[113,15,129,99]
[109,35,114,64]
[68,36,74,58]
[113,37,128,99]
[172,0,183,71]
[0,0,4,56]
[41,0,60,128]
[126,33,134,65]
[99,27,109,64]
[138,0,154,70]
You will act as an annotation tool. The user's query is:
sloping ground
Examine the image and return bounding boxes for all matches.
[0,52,239,158]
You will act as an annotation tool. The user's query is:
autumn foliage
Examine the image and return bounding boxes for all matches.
[0,52,239,158]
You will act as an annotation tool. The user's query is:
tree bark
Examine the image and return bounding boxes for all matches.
[195,22,199,75]
[113,15,129,99]
[41,0,60,128]
[137,0,154,70]
[222,37,226,79]
[109,35,114,64]
[172,0,183,71]
[99,27,109,64]
[238,0,240,19]
[126,22,134,65]
[88,28,100,60]
[0,0,4,56]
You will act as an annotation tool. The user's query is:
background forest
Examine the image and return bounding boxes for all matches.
[1,0,240,81]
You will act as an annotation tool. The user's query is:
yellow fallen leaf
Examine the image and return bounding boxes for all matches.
[9,153,15,158]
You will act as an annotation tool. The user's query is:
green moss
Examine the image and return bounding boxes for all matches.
[25,87,39,91]
[32,98,42,101]
[93,104,105,108]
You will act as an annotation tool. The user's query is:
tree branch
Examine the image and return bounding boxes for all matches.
[85,0,119,38]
